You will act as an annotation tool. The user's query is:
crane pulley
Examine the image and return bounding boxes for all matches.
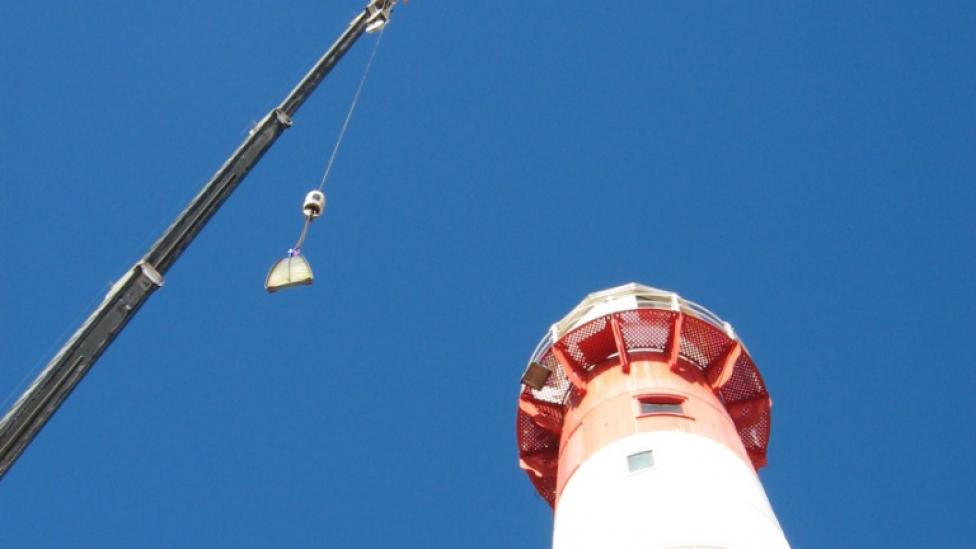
[366,0,403,32]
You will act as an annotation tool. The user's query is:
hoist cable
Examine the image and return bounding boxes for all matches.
[317,28,384,191]
[293,217,312,250]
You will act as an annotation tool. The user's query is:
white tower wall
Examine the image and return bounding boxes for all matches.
[553,432,789,549]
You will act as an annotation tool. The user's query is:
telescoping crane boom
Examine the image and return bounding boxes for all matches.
[0,0,401,481]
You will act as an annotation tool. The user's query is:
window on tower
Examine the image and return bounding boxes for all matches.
[636,394,687,417]
[627,450,654,472]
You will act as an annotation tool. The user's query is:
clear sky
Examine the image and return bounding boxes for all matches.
[1,2,974,547]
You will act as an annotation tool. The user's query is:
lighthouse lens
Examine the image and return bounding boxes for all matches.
[265,254,314,292]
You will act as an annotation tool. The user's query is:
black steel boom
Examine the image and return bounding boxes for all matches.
[0,1,395,480]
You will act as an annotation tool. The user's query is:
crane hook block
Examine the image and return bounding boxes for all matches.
[303,190,326,220]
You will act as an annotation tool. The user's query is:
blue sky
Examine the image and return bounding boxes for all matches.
[1,2,974,547]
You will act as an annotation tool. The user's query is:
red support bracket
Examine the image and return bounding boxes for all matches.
[666,313,684,366]
[609,314,630,374]
[706,341,742,390]
[518,394,563,435]
[519,452,557,479]
[726,394,771,426]
[518,459,542,478]
[551,344,588,396]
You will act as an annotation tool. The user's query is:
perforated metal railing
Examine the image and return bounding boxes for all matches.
[516,283,772,506]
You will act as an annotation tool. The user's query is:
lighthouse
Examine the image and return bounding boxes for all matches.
[516,283,789,548]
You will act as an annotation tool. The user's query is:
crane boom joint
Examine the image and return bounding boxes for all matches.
[273,108,293,128]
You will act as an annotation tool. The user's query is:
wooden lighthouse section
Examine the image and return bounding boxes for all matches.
[516,284,788,547]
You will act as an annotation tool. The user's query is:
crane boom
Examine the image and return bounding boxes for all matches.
[0,0,398,481]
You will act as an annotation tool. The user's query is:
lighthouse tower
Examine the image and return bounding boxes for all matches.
[516,283,789,549]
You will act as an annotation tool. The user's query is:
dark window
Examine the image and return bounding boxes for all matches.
[627,450,654,472]
[640,401,684,415]
[637,395,686,416]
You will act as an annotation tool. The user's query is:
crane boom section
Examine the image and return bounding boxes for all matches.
[0,2,392,481]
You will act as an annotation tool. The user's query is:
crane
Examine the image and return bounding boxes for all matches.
[0,0,401,480]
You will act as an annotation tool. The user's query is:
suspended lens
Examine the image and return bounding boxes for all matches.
[265,251,314,292]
